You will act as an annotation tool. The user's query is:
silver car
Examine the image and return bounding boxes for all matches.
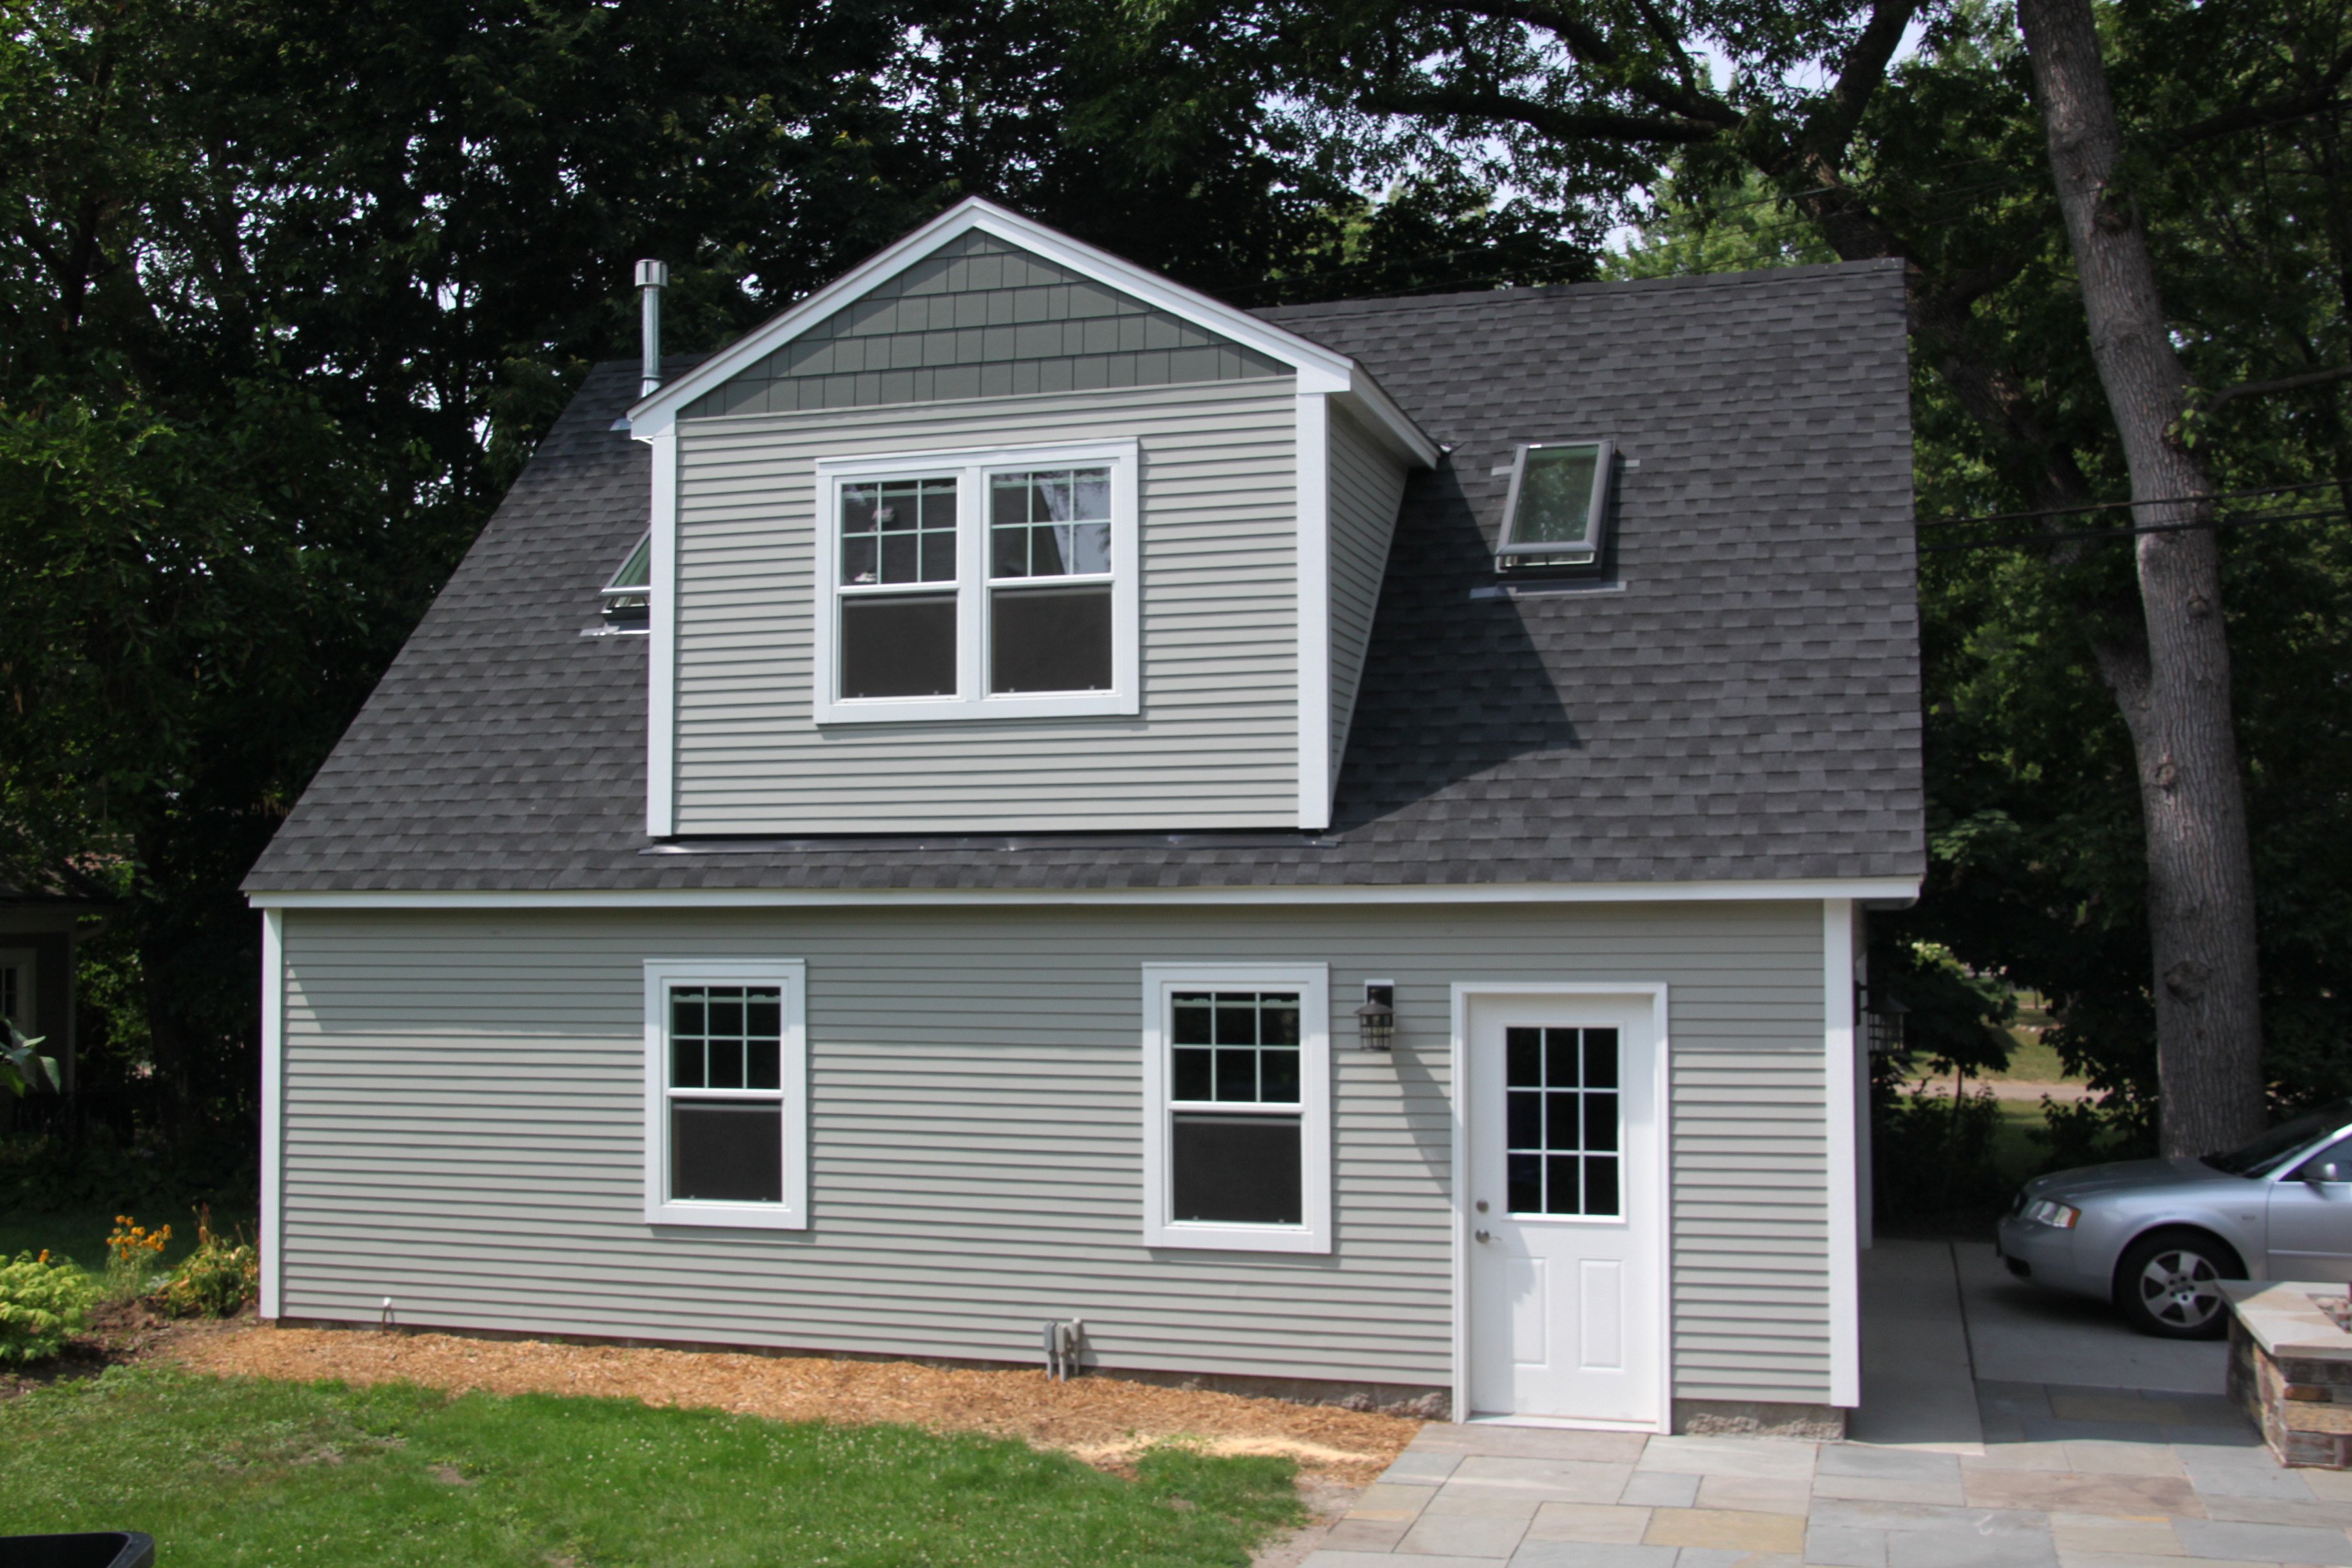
[1996,1096,2352,1339]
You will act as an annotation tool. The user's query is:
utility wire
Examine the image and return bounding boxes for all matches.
[1916,478,2348,528]
[1917,504,2350,553]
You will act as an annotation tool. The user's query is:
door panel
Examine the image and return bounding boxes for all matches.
[1467,994,1662,1424]
[2270,1137,2352,1282]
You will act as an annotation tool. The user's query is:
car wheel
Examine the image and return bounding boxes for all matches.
[2114,1230,2243,1340]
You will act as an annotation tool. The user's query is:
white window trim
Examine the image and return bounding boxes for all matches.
[1139,962,1330,1254]
[642,958,808,1230]
[810,440,1141,724]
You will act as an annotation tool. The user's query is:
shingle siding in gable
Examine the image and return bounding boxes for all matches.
[685,231,1287,419]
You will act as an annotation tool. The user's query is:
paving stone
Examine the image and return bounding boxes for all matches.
[1322,1518,1413,1552]
[1396,1510,1531,1558]
[1813,1473,1970,1507]
[1620,1471,1702,1507]
[1385,1450,1467,1486]
[1641,1507,1807,1554]
[1422,1492,1543,1522]
[1693,1473,1814,1516]
[2170,1518,2352,1564]
[1414,1426,1649,1462]
[1965,1443,2078,1473]
[2045,1513,2185,1556]
[2051,1394,2193,1426]
[2178,1448,2319,1502]
[1521,1502,1652,1544]
[1882,1521,2058,1568]
[1822,1450,1967,1483]
[1504,1544,1677,1567]
[2303,1469,2352,1503]
[2054,1555,2274,1568]
[1962,1468,2206,1518]
[1636,1437,1818,1480]
[2058,1441,2188,1477]
[1350,1484,1439,1522]
[1801,1522,1890,1565]
[1305,1551,1504,1568]
[1447,1455,1637,1502]
[2200,1494,2352,1529]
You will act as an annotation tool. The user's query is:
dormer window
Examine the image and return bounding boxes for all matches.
[812,441,1139,724]
[1497,440,1613,570]
[600,534,653,630]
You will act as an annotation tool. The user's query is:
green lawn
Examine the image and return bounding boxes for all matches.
[0,1369,1299,1567]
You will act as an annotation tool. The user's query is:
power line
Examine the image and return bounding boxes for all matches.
[1917,504,2351,553]
[1917,478,2347,528]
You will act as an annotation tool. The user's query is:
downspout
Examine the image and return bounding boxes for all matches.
[636,259,668,398]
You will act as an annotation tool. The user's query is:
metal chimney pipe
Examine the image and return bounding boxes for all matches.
[635,259,668,397]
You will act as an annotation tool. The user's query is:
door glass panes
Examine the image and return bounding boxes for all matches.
[668,985,785,1204]
[1505,1026,1620,1217]
[841,478,958,585]
[1169,990,1304,1226]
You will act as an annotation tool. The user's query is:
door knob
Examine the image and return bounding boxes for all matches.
[1475,1228,1491,1242]
[1475,1199,1490,1213]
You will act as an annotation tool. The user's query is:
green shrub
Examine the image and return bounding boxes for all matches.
[158,1209,257,1318]
[0,1250,97,1364]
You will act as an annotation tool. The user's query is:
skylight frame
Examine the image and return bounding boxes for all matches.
[1497,440,1615,570]
[598,533,653,632]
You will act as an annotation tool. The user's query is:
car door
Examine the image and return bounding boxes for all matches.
[2267,1134,2352,1283]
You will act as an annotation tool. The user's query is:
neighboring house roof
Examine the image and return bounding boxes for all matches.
[243,260,1923,894]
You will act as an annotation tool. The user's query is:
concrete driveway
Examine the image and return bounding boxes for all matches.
[1288,1241,2351,1568]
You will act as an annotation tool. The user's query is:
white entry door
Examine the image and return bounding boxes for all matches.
[1465,992,1663,1425]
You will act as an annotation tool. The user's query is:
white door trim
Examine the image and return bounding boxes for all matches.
[1450,982,1672,1431]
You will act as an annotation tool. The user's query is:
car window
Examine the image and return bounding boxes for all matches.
[2288,1134,2352,1182]
[2206,1098,2352,1177]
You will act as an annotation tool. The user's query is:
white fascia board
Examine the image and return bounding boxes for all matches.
[249,877,1921,911]
[621,197,1439,468]
[1338,373,1441,469]
[1296,391,1332,831]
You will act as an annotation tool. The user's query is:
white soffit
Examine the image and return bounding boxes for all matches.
[624,197,1439,468]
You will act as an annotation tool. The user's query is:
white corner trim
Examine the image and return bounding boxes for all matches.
[646,429,679,837]
[1823,897,1861,1408]
[260,909,285,1320]
[1139,962,1331,1255]
[1448,982,1674,1432]
[642,958,808,1230]
[1296,393,1332,830]
[248,877,1924,912]
[808,439,1141,725]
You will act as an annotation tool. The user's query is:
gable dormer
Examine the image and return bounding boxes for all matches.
[625,201,1436,838]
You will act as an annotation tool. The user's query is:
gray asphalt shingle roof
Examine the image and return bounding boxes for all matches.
[244,259,1923,893]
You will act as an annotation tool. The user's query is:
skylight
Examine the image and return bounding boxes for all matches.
[600,534,651,630]
[1497,441,1614,570]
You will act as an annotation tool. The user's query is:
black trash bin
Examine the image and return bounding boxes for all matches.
[0,1533,154,1568]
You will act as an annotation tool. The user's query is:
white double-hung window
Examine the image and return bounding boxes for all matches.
[811,441,1141,723]
[642,960,807,1228]
[1139,964,1331,1254]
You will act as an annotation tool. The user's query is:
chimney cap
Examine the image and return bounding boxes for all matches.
[634,259,669,289]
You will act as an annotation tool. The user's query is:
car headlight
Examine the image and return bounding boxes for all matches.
[2021,1198,2081,1229]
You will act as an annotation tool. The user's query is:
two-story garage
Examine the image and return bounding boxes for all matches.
[241,197,1922,1435]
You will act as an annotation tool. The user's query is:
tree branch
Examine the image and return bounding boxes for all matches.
[2203,362,2352,411]
[1411,0,1739,125]
[1362,84,1729,144]
[2166,56,2352,151]
[1800,0,1921,163]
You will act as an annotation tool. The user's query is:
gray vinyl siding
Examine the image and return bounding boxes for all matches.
[684,231,1286,419]
[1324,404,1408,794]
[672,380,1301,833]
[276,900,1831,1401]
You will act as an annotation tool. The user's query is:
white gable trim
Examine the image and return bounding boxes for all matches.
[249,878,1921,911]
[623,198,1438,468]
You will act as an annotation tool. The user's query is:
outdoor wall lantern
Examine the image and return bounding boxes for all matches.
[1861,989,1910,1056]
[1355,982,1396,1051]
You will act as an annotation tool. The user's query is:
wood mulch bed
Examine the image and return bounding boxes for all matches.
[154,1321,1421,1484]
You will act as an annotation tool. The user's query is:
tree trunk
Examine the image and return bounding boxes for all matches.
[2016,0,2266,1155]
